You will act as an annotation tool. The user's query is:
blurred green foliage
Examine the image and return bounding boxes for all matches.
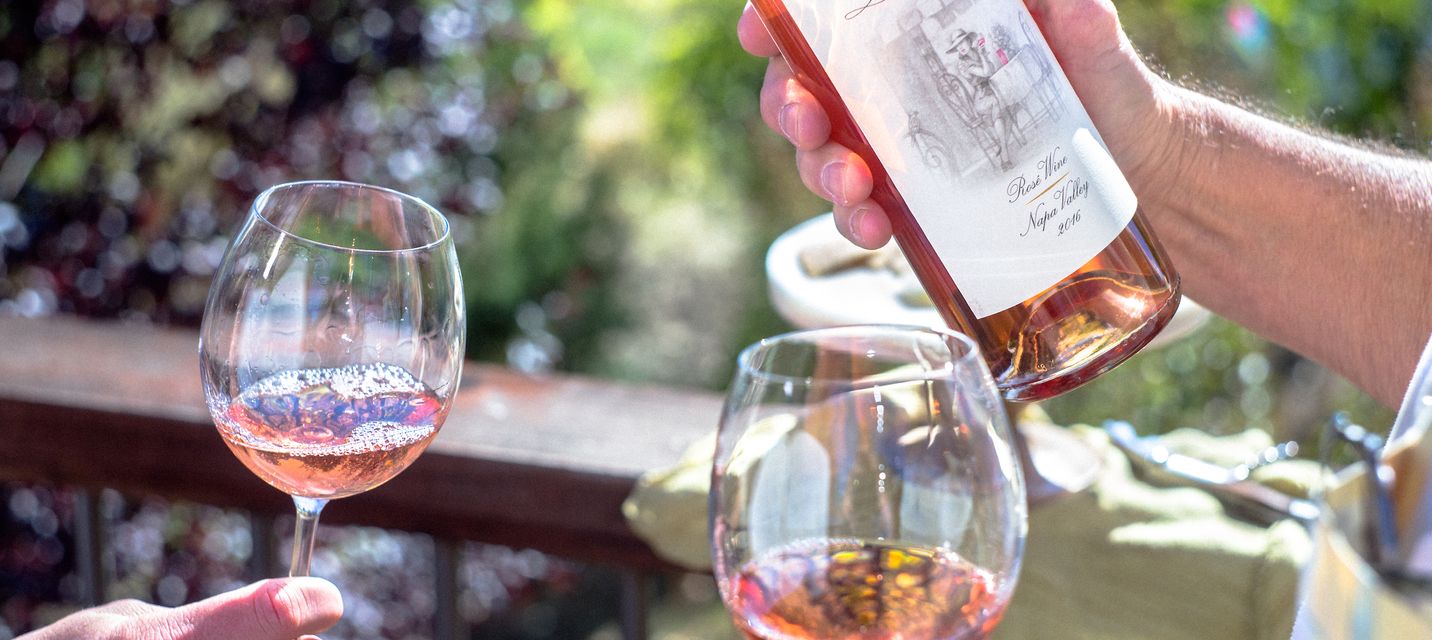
[1120,0,1430,142]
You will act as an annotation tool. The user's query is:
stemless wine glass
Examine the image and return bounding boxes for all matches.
[199,181,464,576]
[711,326,1026,639]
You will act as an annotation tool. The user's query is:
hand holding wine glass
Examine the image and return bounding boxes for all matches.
[200,181,464,576]
[711,326,1026,639]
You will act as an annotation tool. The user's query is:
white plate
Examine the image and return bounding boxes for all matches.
[766,213,1211,350]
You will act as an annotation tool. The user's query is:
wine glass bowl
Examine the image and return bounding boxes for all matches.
[711,326,1026,640]
[200,181,464,574]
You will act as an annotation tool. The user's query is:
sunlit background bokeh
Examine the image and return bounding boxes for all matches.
[0,0,1427,637]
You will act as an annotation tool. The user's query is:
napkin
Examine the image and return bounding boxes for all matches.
[623,413,1314,640]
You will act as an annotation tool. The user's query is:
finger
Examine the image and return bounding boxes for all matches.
[760,60,831,150]
[738,3,780,57]
[796,143,874,207]
[833,201,894,250]
[758,58,790,135]
[148,578,343,640]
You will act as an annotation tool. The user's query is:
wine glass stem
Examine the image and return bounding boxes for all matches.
[289,496,329,577]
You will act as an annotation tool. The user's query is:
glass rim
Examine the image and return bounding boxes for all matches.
[249,180,453,255]
[734,324,983,387]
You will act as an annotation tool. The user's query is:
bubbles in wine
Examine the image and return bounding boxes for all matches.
[214,363,447,498]
[223,363,441,456]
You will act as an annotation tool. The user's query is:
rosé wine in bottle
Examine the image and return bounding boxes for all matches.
[751,0,1180,400]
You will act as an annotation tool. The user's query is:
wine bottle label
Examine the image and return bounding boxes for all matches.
[784,0,1139,318]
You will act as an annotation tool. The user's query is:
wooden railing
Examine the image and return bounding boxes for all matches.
[0,315,722,639]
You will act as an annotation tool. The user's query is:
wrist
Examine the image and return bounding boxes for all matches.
[1129,79,1210,211]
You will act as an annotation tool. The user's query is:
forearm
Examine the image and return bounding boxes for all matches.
[1145,84,1432,406]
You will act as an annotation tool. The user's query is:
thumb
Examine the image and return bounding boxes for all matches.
[148,577,343,640]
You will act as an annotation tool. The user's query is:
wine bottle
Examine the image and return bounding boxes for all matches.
[752,0,1181,400]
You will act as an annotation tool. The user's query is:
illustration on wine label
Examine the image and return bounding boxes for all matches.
[785,0,1139,318]
[901,18,1063,177]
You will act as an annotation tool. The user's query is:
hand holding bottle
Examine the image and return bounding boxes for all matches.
[739,0,1182,399]
[738,0,1178,250]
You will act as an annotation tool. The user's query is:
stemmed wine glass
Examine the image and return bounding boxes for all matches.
[710,326,1026,639]
[200,181,464,576]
